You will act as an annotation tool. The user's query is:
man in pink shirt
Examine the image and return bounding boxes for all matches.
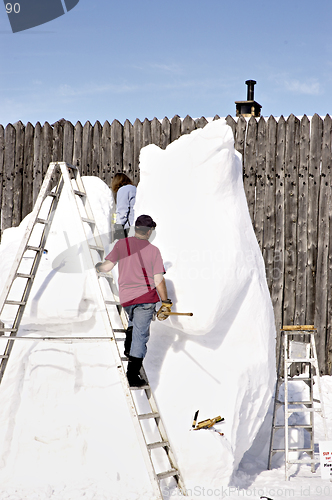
[95,215,172,387]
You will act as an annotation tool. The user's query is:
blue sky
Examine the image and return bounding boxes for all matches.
[1,0,331,126]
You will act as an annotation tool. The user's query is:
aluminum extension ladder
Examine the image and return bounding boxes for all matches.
[268,325,328,480]
[0,161,187,499]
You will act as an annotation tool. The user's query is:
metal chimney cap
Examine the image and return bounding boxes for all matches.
[245,79,256,85]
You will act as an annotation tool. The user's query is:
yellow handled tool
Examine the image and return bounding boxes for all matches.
[162,312,193,316]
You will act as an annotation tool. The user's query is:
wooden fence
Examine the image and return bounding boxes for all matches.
[1,113,332,374]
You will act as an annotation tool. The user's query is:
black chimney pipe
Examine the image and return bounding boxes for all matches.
[245,80,256,101]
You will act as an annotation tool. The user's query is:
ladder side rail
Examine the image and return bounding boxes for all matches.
[71,165,106,251]
[60,164,163,500]
[310,333,328,439]
[0,163,59,314]
[268,329,284,469]
[0,176,64,337]
[284,332,290,480]
[142,373,187,495]
[0,168,64,384]
[65,163,187,497]
[309,358,315,472]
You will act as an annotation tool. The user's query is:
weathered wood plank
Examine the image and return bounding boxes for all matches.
[111,119,123,179]
[33,122,43,205]
[13,121,24,227]
[72,121,83,169]
[195,117,208,129]
[92,121,102,177]
[51,121,63,189]
[151,117,161,147]
[234,115,247,164]
[42,122,53,180]
[161,117,171,150]
[254,117,267,251]
[315,114,332,373]
[101,121,111,185]
[306,114,322,325]
[181,115,196,135]
[22,122,34,219]
[294,115,310,326]
[2,124,16,231]
[283,114,300,327]
[63,121,74,164]
[170,115,181,142]
[142,118,152,148]
[123,119,134,179]
[244,116,257,223]
[225,115,237,140]
[271,116,286,332]
[52,121,63,162]
[133,118,143,185]
[263,116,277,294]
[0,125,4,238]
[82,121,93,176]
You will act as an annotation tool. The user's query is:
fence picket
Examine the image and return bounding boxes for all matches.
[3,124,16,231]
[307,114,323,324]
[315,115,332,372]
[295,115,310,326]
[13,121,24,227]
[0,125,4,237]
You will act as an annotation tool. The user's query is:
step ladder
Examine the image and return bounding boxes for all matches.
[268,325,328,480]
[0,161,187,499]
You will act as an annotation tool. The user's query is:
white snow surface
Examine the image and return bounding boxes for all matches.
[0,119,330,499]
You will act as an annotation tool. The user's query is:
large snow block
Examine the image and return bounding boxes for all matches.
[135,119,276,488]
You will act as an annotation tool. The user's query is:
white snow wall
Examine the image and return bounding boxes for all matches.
[135,119,276,489]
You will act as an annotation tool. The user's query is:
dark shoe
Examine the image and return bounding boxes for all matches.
[128,375,147,388]
[124,326,133,357]
[127,356,146,387]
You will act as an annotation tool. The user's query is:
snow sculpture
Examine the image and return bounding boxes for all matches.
[135,119,276,489]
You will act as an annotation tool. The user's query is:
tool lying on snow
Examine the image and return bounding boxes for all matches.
[191,410,224,434]
[194,416,224,430]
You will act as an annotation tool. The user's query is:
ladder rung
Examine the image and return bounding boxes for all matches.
[5,301,26,306]
[105,300,120,305]
[287,358,315,363]
[0,355,9,359]
[273,447,314,453]
[147,441,169,450]
[130,384,150,390]
[121,356,128,361]
[36,218,48,224]
[277,400,313,406]
[0,328,17,332]
[115,338,125,341]
[287,408,317,413]
[274,424,312,429]
[26,245,42,252]
[16,273,33,279]
[81,217,95,225]
[287,400,313,405]
[157,469,178,481]
[138,412,160,420]
[113,329,126,333]
[73,190,86,197]
[46,191,57,198]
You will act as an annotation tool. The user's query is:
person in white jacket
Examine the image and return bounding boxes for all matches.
[111,173,136,238]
